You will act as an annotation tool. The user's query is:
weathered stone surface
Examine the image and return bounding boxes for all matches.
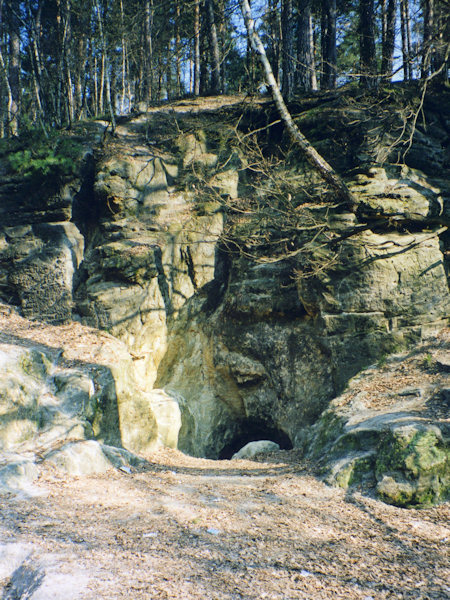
[74,128,224,389]
[43,439,147,475]
[44,440,113,475]
[0,323,159,461]
[232,440,280,460]
[156,272,335,458]
[1,222,84,323]
[0,93,448,506]
[349,166,448,225]
[0,346,54,450]
[375,424,449,506]
[157,224,448,459]
[305,342,450,507]
[144,389,181,449]
[0,457,39,494]
[0,542,89,599]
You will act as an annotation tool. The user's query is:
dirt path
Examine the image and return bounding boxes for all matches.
[0,448,448,600]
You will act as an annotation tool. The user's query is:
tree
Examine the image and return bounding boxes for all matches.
[266,0,281,83]
[239,0,356,209]
[295,0,317,91]
[205,0,222,94]
[359,0,377,87]
[0,0,446,137]
[321,0,336,89]
[193,0,201,95]
[6,0,20,134]
[381,0,396,79]
[400,0,412,79]
[281,0,294,99]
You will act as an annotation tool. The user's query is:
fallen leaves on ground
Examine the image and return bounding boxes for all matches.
[1,448,448,600]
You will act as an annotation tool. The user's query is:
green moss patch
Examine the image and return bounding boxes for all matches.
[375,425,449,507]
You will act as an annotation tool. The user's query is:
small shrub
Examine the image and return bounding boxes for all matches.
[6,135,84,180]
[421,353,435,370]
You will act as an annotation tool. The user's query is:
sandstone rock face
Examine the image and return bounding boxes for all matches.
[1,222,84,324]
[74,131,224,389]
[144,389,181,449]
[0,115,226,466]
[157,226,448,458]
[305,338,449,507]
[0,315,158,494]
[0,458,40,495]
[44,440,147,475]
[0,92,449,506]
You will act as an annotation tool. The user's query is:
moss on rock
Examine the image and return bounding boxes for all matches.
[375,425,449,507]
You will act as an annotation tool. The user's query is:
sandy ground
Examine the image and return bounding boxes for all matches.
[0,448,448,600]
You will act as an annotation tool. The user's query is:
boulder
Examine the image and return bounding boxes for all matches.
[43,440,146,475]
[0,457,39,494]
[232,440,280,460]
[305,343,450,507]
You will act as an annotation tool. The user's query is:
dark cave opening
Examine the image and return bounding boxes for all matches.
[218,419,293,460]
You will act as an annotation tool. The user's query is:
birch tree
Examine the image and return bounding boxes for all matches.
[239,0,356,209]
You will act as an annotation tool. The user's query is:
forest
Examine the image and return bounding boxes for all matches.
[0,0,448,137]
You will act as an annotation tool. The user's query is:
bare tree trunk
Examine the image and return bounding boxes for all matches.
[157,50,163,100]
[381,0,396,79]
[400,0,411,79]
[199,5,208,94]
[267,0,281,83]
[67,67,75,123]
[94,0,115,131]
[194,0,201,95]
[359,0,377,88]
[296,0,317,91]
[166,42,172,99]
[75,34,86,119]
[281,0,294,100]
[421,0,434,77]
[0,21,15,136]
[246,32,256,92]
[99,53,105,113]
[24,0,46,128]
[433,0,449,83]
[56,0,63,124]
[8,0,20,135]
[218,0,226,92]
[93,50,98,115]
[65,0,74,124]
[205,0,221,94]
[119,0,127,112]
[405,0,412,77]
[321,0,336,89]
[239,0,356,209]
[145,0,154,102]
[177,1,182,96]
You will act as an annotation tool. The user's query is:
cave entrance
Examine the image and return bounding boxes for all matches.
[218,418,293,460]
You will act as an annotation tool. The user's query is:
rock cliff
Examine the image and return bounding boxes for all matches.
[0,88,448,505]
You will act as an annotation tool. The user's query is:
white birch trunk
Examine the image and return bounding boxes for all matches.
[239,0,356,209]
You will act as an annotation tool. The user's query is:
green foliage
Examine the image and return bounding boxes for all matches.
[6,136,84,180]
[421,353,435,369]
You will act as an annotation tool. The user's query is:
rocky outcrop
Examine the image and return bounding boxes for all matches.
[0,89,448,505]
[156,226,448,459]
[73,124,226,388]
[305,333,449,507]
[0,309,181,493]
